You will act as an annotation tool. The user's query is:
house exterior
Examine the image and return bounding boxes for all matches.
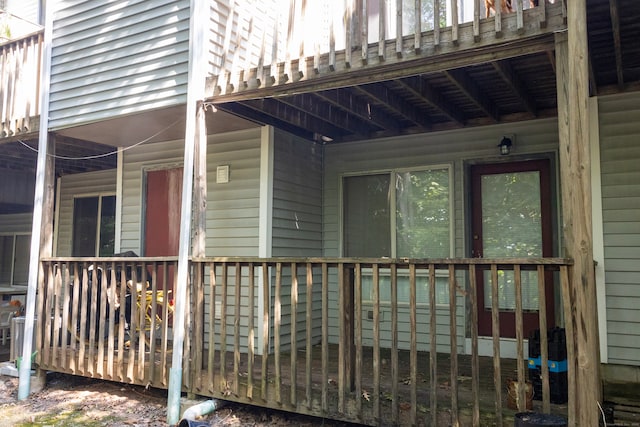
[0,0,639,425]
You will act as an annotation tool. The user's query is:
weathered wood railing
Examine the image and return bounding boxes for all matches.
[37,256,573,425]
[0,31,43,138]
[37,257,178,388]
[208,0,566,99]
[187,257,573,426]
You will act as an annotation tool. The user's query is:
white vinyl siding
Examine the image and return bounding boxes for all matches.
[270,129,323,351]
[324,118,560,352]
[56,169,117,257]
[598,92,640,366]
[49,0,190,129]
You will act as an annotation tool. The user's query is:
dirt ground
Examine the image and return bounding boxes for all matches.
[0,372,361,427]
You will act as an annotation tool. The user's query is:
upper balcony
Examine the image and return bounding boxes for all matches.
[206,0,567,102]
[0,31,43,139]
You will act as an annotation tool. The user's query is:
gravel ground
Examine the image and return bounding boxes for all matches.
[0,372,360,427]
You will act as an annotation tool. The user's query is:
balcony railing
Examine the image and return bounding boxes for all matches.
[0,31,43,138]
[208,0,566,99]
[37,255,573,425]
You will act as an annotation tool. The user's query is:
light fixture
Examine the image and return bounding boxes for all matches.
[498,136,513,155]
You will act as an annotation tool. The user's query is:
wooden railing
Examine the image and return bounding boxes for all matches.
[37,256,573,425]
[208,0,566,98]
[0,31,43,138]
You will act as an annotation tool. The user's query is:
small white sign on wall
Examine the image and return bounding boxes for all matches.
[216,165,229,184]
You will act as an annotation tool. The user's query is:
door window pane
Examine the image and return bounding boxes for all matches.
[481,171,541,310]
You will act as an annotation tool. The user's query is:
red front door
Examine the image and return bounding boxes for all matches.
[144,168,183,257]
[471,159,555,338]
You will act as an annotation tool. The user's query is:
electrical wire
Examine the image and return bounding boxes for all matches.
[17,117,183,161]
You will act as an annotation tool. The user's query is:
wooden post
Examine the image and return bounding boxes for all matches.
[555,0,602,422]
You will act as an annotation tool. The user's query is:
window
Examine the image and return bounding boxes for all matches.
[72,195,116,257]
[0,234,30,286]
[343,166,453,304]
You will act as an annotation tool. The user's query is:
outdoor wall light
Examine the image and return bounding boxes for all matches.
[498,136,513,155]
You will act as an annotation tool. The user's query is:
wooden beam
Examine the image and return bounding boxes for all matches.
[555,0,601,419]
[314,88,401,132]
[444,68,500,122]
[609,0,624,90]
[353,84,432,129]
[240,98,348,139]
[492,60,538,116]
[396,76,466,125]
[277,93,374,137]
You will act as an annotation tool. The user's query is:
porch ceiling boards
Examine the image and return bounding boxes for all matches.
[210,0,640,144]
[0,136,117,176]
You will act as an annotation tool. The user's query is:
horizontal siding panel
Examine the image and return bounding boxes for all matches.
[49,0,190,128]
[0,213,33,233]
[600,94,640,365]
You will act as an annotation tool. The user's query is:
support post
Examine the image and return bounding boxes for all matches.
[555,0,602,422]
[166,0,208,423]
[18,0,55,399]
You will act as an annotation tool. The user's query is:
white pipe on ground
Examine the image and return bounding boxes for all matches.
[181,399,226,421]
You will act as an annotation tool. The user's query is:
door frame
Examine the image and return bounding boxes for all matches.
[469,157,557,340]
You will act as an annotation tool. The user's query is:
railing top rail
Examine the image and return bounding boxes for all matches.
[43,256,573,266]
[188,256,574,266]
[0,30,44,49]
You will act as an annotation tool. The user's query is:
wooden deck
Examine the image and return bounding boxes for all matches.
[32,256,576,426]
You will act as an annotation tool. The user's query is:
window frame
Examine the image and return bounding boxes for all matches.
[340,164,455,306]
[0,232,31,287]
[71,192,116,257]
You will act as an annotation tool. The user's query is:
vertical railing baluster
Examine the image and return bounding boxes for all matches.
[290,262,298,406]
[473,0,481,41]
[305,262,313,410]
[136,263,147,381]
[391,263,399,423]
[70,263,80,374]
[106,262,116,380]
[396,0,403,56]
[160,261,170,385]
[429,263,438,426]
[97,264,107,378]
[261,262,269,402]
[274,262,282,404]
[192,261,204,391]
[378,0,386,60]
[345,0,354,68]
[514,265,526,410]
[209,262,217,393]
[491,264,503,425]
[321,263,329,413]
[560,265,576,425]
[361,0,368,64]
[354,263,362,418]
[221,263,229,392]
[410,263,418,425]
[248,262,255,400]
[61,263,71,371]
[434,0,441,47]
[372,264,380,422]
[515,0,524,33]
[449,264,459,425]
[52,263,62,369]
[337,263,345,413]
[450,0,459,44]
[469,264,480,426]
[234,263,242,396]
[495,0,503,36]
[88,263,98,376]
[117,261,126,382]
[79,263,89,375]
[537,264,550,412]
[414,0,422,51]
[126,265,137,382]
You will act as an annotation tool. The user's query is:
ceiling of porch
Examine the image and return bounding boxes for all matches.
[211,0,640,144]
